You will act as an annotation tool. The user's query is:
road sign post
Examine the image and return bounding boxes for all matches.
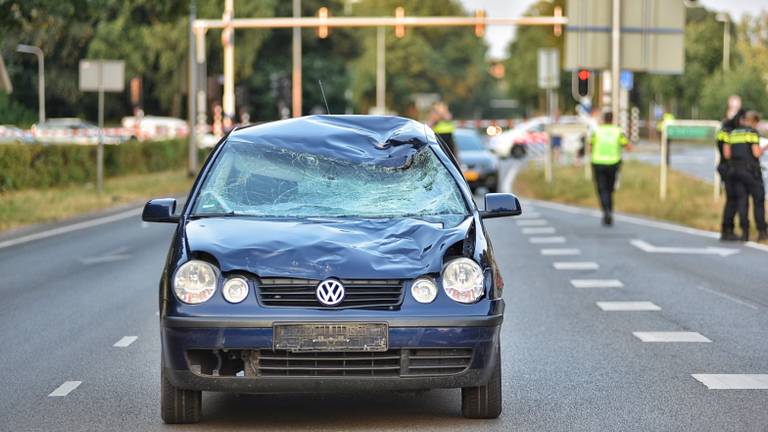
[538,48,559,184]
[79,60,125,193]
[659,120,720,201]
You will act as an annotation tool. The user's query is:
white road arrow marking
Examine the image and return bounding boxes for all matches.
[630,239,739,257]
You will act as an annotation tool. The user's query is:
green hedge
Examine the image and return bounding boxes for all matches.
[0,139,210,192]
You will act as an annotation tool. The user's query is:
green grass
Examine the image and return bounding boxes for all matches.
[0,170,194,232]
[513,161,732,234]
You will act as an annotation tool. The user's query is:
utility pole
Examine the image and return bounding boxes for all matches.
[375,26,386,113]
[16,44,45,124]
[610,0,620,124]
[716,13,731,72]
[292,0,302,117]
[187,0,198,176]
[222,0,235,118]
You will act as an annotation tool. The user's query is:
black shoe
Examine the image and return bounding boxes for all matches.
[720,232,740,242]
[758,230,768,241]
[740,231,749,242]
[602,213,613,226]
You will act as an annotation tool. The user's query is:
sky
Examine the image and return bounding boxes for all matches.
[459,0,768,58]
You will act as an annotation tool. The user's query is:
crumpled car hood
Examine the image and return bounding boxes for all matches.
[185,216,473,280]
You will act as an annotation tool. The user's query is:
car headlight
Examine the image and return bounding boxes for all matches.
[411,277,438,304]
[222,276,249,304]
[173,260,217,304]
[442,258,484,303]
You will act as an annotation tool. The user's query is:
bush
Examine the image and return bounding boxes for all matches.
[0,139,209,192]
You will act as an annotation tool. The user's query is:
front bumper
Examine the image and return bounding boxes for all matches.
[162,311,503,394]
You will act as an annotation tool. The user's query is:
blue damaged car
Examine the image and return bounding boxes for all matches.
[142,115,521,424]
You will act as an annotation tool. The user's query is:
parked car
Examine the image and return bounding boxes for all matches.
[121,115,188,141]
[454,128,499,192]
[489,116,549,159]
[33,117,123,145]
[143,115,521,424]
[0,125,34,144]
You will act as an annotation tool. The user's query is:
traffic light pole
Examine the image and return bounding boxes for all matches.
[191,13,567,118]
[610,0,621,125]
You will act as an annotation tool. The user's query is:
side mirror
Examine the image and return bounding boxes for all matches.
[480,193,522,218]
[142,198,179,223]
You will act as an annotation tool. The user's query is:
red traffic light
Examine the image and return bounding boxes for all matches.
[578,69,590,81]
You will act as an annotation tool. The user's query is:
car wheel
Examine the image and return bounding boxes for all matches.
[461,346,502,419]
[161,365,202,424]
[510,144,526,159]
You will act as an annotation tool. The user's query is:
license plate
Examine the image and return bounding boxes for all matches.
[463,170,480,181]
[273,323,388,352]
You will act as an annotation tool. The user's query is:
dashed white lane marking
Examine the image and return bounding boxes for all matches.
[113,336,138,348]
[554,262,599,270]
[0,208,142,250]
[571,279,624,288]
[692,374,768,389]
[517,213,542,219]
[596,301,660,311]
[529,236,566,244]
[522,227,556,235]
[541,248,581,256]
[49,381,82,397]
[633,331,711,342]
[694,286,760,310]
[516,219,548,227]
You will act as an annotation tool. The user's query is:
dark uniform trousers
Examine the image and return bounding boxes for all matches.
[592,163,620,215]
[718,162,739,232]
[725,162,766,232]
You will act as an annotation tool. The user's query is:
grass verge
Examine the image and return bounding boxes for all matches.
[513,160,733,234]
[0,169,194,232]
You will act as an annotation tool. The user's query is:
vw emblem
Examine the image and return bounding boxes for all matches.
[316,279,345,306]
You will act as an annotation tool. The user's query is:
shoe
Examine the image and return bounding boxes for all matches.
[720,232,740,242]
[602,213,613,226]
[758,230,768,241]
[740,231,749,242]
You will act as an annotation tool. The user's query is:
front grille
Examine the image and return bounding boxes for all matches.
[244,348,474,378]
[258,278,404,309]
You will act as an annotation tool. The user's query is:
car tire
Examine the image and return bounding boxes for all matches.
[461,346,502,419]
[510,144,526,159]
[161,366,202,424]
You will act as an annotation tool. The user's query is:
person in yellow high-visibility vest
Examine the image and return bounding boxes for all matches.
[428,102,457,157]
[589,112,632,226]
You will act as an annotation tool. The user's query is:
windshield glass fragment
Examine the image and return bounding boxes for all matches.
[193,141,468,219]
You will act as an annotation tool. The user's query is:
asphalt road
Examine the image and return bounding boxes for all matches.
[1,163,767,431]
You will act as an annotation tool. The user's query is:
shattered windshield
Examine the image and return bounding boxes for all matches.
[192,140,469,220]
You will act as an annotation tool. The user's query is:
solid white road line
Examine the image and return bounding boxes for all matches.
[113,336,138,348]
[529,236,566,244]
[522,227,556,235]
[49,381,82,397]
[596,301,660,311]
[553,262,599,270]
[633,331,711,342]
[516,219,548,226]
[0,207,142,250]
[692,374,768,390]
[571,279,624,288]
[540,248,581,256]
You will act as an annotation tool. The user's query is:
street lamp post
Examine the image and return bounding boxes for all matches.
[16,44,46,124]
[716,13,730,72]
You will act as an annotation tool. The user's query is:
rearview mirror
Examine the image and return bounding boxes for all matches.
[142,198,179,223]
[480,193,522,218]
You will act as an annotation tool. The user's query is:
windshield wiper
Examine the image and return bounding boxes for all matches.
[188,211,238,219]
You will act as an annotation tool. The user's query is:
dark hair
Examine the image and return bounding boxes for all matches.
[603,112,613,123]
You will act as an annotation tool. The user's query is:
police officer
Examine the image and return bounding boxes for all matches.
[589,112,632,226]
[717,101,745,241]
[429,102,457,157]
[723,111,767,241]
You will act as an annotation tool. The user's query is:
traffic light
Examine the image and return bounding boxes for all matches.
[474,9,486,37]
[395,7,405,38]
[572,69,593,101]
[317,7,329,39]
